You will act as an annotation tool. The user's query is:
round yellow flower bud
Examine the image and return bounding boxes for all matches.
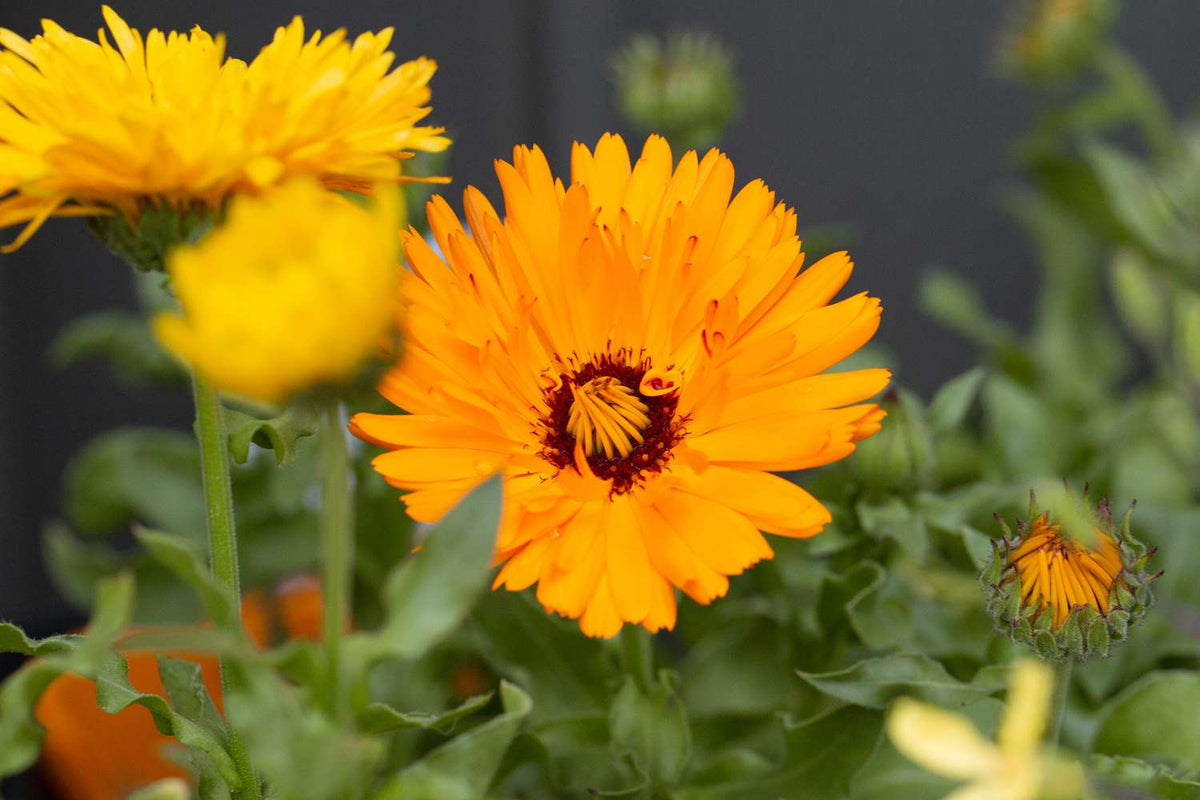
[154,180,400,405]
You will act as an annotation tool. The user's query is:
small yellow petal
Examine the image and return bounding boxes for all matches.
[888,698,1000,780]
[996,660,1054,756]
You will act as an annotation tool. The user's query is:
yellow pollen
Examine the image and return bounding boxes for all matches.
[567,377,652,459]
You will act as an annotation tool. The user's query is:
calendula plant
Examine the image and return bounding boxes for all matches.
[2,4,1199,800]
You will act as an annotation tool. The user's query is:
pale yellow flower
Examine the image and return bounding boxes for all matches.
[154,180,400,404]
[887,660,1087,800]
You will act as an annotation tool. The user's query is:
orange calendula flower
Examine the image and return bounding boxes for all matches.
[0,5,448,250]
[352,133,887,637]
[985,492,1160,661]
[1006,513,1122,629]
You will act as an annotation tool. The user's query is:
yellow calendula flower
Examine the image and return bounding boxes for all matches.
[351,133,888,637]
[154,180,399,405]
[0,6,448,250]
[888,660,1087,800]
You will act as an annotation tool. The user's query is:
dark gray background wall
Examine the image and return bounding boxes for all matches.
[2,1,1198,640]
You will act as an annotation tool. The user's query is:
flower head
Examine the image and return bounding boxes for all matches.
[888,659,1088,800]
[983,491,1160,660]
[351,133,887,637]
[154,180,400,405]
[0,6,447,250]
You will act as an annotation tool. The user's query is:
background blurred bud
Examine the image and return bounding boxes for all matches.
[996,0,1117,84]
[1109,247,1168,347]
[612,31,739,151]
[853,388,932,491]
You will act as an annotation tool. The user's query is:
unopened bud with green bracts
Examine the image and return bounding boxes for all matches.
[981,488,1161,662]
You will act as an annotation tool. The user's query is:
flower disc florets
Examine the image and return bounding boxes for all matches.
[539,350,686,495]
[982,490,1161,661]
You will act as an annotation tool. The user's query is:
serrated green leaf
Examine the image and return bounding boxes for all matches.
[798,653,1004,710]
[157,656,226,737]
[93,649,241,790]
[374,681,532,800]
[225,405,319,466]
[357,691,493,734]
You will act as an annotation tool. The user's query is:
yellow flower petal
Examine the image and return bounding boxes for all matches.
[996,660,1054,758]
[888,698,1001,780]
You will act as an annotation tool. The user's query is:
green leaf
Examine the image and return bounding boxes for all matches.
[357,691,493,734]
[93,649,241,789]
[0,576,235,786]
[0,661,65,777]
[228,664,380,800]
[856,497,929,562]
[135,527,236,629]
[983,376,1065,478]
[374,681,533,800]
[1093,671,1200,770]
[926,368,985,434]
[798,654,1005,710]
[225,405,319,466]
[676,706,883,800]
[609,671,692,788]
[471,591,611,719]
[49,310,183,385]
[353,477,502,662]
[63,428,205,538]
[819,561,913,649]
[157,656,226,738]
[1090,754,1200,800]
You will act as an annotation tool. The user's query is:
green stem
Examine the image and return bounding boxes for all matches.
[320,402,354,718]
[192,375,261,800]
[1096,45,1177,158]
[1047,658,1074,746]
[620,626,654,692]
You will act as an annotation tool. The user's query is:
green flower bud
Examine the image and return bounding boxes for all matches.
[996,0,1116,85]
[613,31,739,151]
[852,389,932,491]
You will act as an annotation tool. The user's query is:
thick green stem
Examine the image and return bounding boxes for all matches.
[192,375,261,800]
[320,402,354,718]
[620,626,654,692]
[1047,659,1074,746]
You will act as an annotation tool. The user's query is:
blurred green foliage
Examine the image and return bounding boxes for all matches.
[2,4,1200,799]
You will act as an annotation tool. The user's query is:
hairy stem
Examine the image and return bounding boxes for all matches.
[192,374,261,800]
[320,402,354,718]
[620,626,654,692]
[1048,658,1074,745]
